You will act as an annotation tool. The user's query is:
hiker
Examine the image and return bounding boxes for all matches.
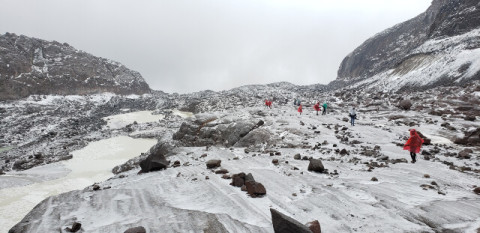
[297,99,301,106]
[298,104,303,115]
[293,98,297,106]
[349,107,357,126]
[322,102,328,115]
[265,99,272,109]
[403,129,424,163]
[313,102,321,115]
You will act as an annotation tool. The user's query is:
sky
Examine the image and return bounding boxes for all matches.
[0,0,432,93]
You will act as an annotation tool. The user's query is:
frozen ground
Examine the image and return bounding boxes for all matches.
[7,102,480,233]
[0,136,157,233]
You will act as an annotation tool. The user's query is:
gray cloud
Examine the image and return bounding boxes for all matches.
[0,0,431,93]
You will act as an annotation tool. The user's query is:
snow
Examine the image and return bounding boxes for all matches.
[0,136,157,233]
[7,104,479,232]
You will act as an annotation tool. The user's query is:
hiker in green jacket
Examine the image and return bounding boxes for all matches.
[322,102,328,115]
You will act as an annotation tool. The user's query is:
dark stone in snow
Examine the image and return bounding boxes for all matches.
[308,159,325,173]
[270,208,312,233]
[206,159,221,169]
[294,154,301,160]
[245,181,266,197]
[306,220,322,233]
[215,169,229,174]
[124,226,146,233]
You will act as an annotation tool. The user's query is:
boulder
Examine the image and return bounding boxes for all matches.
[474,187,480,195]
[65,222,81,232]
[294,154,301,160]
[206,159,221,169]
[215,169,229,174]
[270,208,313,233]
[245,181,266,197]
[308,159,325,173]
[272,159,279,165]
[245,173,255,183]
[124,226,146,233]
[398,100,412,110]
[231,173,246,187]
[306,220,321,233]
[457,149,472,159]
[139,142,172,173]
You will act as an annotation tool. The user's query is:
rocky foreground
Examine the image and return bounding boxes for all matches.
[4,80,480,232]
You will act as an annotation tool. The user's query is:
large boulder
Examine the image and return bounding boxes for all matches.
[454,128,480,146]
[306,220,321,233]
[270,208,312,233]
[308,159,325,173]
[234,128,273,147]
[245,181,266,197]
[139,142,172,173]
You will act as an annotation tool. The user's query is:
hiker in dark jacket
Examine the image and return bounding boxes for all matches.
[349,107,357,126]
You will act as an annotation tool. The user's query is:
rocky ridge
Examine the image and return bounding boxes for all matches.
[0,33,151,100]
[336,0,480,91]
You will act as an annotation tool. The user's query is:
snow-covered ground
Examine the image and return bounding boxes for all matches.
[0,136,157,233]
[7,103,479,232]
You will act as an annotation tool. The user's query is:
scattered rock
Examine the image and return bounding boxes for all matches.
[172,160,181,168]
[215,169,229,174]
[231,173,246,187]
[200,153,207,158]
[245,180,267,197]
[458,149,473,159]
[398,100,412,110]
[272,159,279,165]
[92,184,100,191]
[65,222,81,232]
[474,187,480,195]
[371,177,378,182]
[339,149,349,155]
[424,174,430,178]
[206,159,221,169]
[270,208,312,233]
[222,174,231,179]
[306,220,322,233]
[308,159,325,173]
[294,154,301,160]
[124,226,146,233]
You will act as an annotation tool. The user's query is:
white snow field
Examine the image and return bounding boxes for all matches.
[7,103,479,232]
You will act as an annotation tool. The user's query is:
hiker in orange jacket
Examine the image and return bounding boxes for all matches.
[298,104,303,115]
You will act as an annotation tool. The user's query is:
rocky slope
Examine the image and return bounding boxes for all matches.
[336,0,480,91]
[0,33,151,100]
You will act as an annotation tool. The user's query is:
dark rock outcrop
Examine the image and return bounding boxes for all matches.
[0,33,151,100]
[270,208,312,233]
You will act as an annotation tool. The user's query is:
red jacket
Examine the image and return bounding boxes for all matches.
[403,129,424,153]
[298,105,303,112]
[314,103,320,111]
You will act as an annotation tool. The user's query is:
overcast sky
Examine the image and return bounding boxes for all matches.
[0,0,432,93]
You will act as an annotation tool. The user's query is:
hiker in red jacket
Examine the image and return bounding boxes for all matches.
[403,129,424,163]
[267,100,272,109]
[298,104,303,115]
[313,102,320,115]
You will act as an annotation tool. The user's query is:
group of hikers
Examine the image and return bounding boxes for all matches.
[263,98,423,164]
[295,99,328,116]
